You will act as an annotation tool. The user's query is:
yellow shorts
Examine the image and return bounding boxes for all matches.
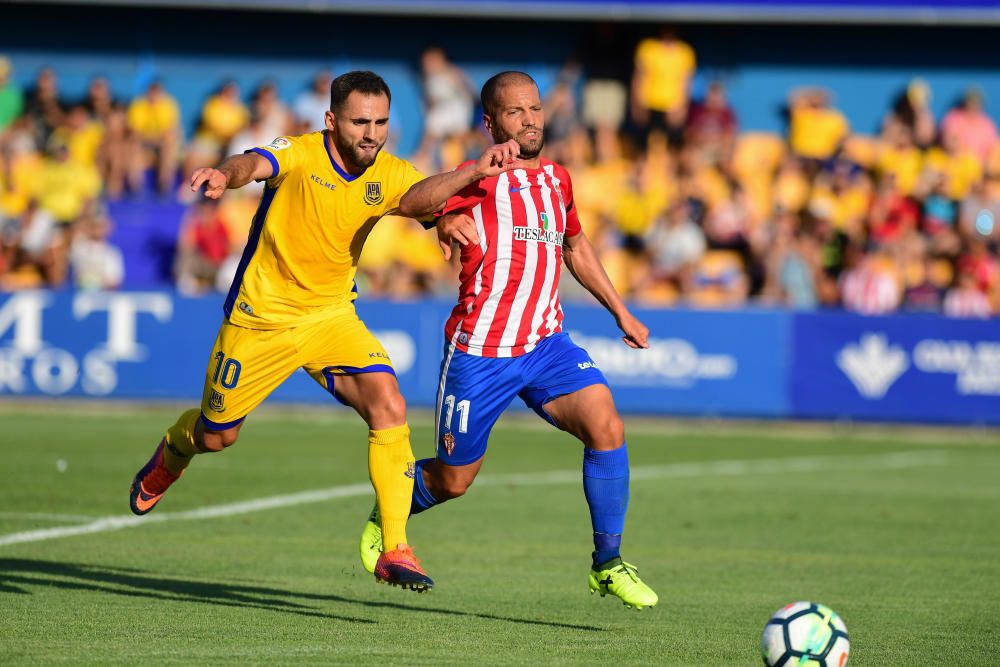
[199,306,393,429]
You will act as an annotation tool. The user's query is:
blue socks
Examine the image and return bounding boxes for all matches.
[583,444,630,566]
[409,446,631,569]
[409,458,439,515]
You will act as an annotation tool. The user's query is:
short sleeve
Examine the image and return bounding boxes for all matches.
[560,169,582,237]
[245,136,300,185]
[384,159,426,213]
[438,161,487,216]
[441,184,487,217]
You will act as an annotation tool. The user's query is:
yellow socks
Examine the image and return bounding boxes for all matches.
[162,409,201,475]
[368,423,415,551]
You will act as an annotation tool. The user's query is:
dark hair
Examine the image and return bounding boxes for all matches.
[480,71,535,119]
[329,70,391,112]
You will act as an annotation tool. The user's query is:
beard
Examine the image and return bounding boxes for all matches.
[495,125,545,160]
[333,132,383,170]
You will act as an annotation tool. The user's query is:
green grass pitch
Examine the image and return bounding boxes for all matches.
[1,404,998,665]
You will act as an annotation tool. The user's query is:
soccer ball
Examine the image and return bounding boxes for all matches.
[760,601,850,667]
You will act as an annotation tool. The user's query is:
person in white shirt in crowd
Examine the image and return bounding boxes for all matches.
[292,70,332,133]
[70,209,123,290]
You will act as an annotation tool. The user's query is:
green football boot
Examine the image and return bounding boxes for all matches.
[359,504,382,575]
[589,557,659,609]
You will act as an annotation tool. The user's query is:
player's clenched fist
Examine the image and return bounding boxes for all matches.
[475,139,519,178]
[190,168,229,199]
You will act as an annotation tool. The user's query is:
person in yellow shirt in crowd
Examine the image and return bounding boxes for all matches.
[631,28,696,152]
[51,105,103,168]
[0,117,43,221]
[36,139,101,226]
[808,165,872,240]
[788,87,849,163]
[923,130,982,201]
[877,118,923,196]
[127,79,181,194]
[201,81,250,148]
[183,81,251,180]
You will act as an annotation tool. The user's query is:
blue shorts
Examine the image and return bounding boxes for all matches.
[434,332,608,466]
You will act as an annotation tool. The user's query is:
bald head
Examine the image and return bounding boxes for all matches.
[480,71,545,162]
[481,71,536,120]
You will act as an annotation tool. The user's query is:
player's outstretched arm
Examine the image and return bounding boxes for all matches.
[563,231,650,349]
[190,152,273,199]
[398,140,519,218]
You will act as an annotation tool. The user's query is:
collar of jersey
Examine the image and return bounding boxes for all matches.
[507,160,547,174]
[323,130,368,182]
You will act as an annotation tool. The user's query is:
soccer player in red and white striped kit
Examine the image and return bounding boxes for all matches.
[360,71,658,608]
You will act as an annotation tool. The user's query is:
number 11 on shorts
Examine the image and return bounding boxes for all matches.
[442,394,470,433]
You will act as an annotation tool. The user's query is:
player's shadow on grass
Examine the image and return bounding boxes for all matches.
[312,591,605,632]
[0,558,372,623]
[0,559,603,631]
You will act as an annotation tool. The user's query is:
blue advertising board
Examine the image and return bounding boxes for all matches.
[563,306,790,417]
[0,291,790,418]
[2,290,997,425]
[791,312,1000,425]
[0,290,452,408]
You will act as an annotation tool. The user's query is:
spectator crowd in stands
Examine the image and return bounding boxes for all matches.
[0,29,998,319]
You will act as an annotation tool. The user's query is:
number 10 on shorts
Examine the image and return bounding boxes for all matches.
[211,352,242,389]
[442,395,470,433]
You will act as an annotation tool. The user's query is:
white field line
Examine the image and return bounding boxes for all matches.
[0,512,97,523]
[0,450,948,548]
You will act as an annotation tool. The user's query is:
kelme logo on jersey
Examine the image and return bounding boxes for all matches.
[364,182,384,205]
[310,174,337,192]
[209,389,225,412]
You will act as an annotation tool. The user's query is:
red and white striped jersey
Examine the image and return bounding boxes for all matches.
[943,286,992,318]
[441,159,582,357]
[840,262,901,315]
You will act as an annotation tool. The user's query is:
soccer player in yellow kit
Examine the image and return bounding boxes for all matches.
[126,71,516,591]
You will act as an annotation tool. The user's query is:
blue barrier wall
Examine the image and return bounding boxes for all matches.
[565,309,790,417]
[1,290,997,424]
[791,312,1000,426]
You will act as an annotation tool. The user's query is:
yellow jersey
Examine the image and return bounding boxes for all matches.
[789,107,849,160]
[225,131,425,329]
[127,94,180,140]
[634,38,696,113]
